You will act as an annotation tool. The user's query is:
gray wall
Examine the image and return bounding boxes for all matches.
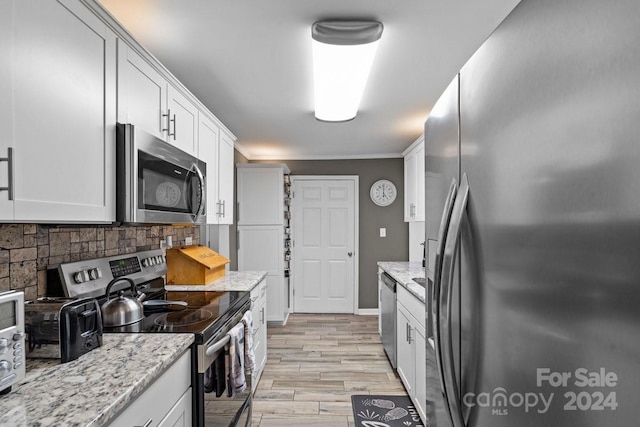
[251,158,408,310]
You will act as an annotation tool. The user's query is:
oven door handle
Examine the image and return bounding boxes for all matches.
[197,302,251,373]
[205,335,230,358]
[198,334,231,373]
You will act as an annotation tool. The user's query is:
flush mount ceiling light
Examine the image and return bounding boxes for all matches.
[312,20,383,122]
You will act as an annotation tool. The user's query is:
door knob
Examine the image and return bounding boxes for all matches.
[348,252,353,257]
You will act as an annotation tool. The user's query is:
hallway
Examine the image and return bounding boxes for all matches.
[252,313,407,426]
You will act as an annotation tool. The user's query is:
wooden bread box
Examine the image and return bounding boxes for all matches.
[166,245,229,285]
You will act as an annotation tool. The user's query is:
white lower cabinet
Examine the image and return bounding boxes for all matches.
[264,274,287,324]
[396,285,427,423]
[112,350,192,427]
[414,325,427,425]
[250,278,268,393]
[158,389,192,427]
[396,304,414,393]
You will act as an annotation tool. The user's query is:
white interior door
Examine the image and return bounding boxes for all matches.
[292,177,357,313]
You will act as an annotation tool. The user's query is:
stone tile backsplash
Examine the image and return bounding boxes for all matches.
[0,224,200,300]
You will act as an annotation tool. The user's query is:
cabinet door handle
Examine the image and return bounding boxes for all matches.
[221,200,226,217]
[261,307,265,324]
[162,110,176,140]
[162,109,171,134]
[408,325,413,344]
[0,147,14,201]
[134,419,152,427]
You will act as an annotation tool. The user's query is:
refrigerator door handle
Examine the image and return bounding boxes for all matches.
[432,177,458,415]
[439,173,470,427]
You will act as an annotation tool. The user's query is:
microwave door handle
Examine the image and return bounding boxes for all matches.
[439,173,470,427]
[191,163,206,222]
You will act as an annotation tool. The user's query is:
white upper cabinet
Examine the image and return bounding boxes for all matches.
[403,136,425,222]
[0,0,116,222]
[199,114,220,224]
[217,130,235,225]
[237,165,287,226]
[0,0,235,224]
[118,43,199,157]
[0,5,14,220]
[199,115,235,225]
[167,85,199,156]
[117,41,167,140]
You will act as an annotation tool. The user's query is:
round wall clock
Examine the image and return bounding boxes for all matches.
[370,179,397,207]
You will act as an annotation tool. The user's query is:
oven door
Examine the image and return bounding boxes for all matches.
[196,301,253,426]
[116,123,206,224]
[203,375,252,426]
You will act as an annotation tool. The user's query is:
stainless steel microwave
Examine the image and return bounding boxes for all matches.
[116,123,206,224]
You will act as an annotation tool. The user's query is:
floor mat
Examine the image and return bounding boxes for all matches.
[351,395,424,427]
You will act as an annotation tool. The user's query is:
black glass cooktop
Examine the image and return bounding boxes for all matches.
[103,289,250,344]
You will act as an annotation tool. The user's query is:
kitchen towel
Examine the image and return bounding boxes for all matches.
[203,351,226,397]
[241,310,255,372]
[225,323,246,396]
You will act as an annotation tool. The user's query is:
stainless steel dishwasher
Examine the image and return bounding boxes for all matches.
[380,272,397,369]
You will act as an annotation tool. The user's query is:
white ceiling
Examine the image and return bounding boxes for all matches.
[98,0,520,160]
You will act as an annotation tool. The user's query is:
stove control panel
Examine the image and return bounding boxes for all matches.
[141,255,165,268]
[57,249,166,299]
[73,267,103,284]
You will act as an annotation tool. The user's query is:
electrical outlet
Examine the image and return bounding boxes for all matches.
[185,236,193,245]
[380,228,386,238]
[160,240,167,249]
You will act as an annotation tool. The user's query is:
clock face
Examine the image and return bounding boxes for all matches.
[155,181,182,207]
[370,180,397,206]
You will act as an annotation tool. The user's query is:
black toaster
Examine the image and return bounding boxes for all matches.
[24,297,103,363]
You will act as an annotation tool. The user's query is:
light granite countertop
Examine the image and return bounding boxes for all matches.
[165,270,267,292]
[378,261,426,303]
[0,333,194,427]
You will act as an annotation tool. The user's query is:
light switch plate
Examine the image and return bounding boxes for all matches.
[379,228,386,238]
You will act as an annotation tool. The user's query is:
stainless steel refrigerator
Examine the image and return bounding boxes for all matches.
[424,0,640,426]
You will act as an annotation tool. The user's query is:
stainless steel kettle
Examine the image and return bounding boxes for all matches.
[101,278,144,327]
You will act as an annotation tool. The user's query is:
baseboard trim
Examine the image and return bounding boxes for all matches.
[357,309,379,316]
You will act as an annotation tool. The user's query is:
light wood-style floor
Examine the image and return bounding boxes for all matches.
[252,313,408,426]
